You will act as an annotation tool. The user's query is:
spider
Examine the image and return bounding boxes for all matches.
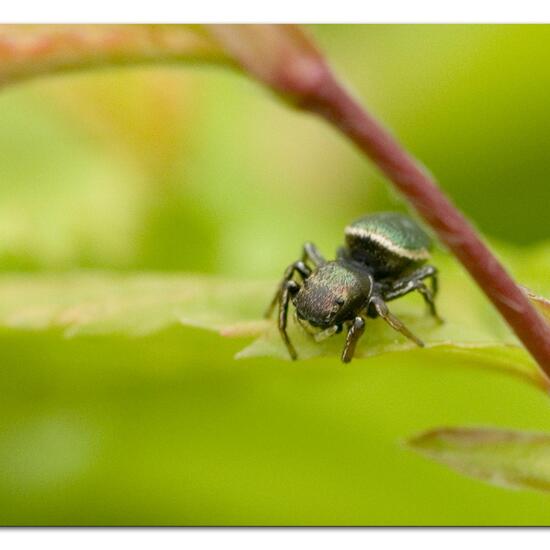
[266,212,441,363]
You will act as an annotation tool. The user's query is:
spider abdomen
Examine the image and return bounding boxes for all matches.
[344,212,432,277]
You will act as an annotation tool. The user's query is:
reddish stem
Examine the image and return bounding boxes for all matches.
[297,71,550,376]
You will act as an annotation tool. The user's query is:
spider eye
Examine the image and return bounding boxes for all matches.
[330,298,344,316]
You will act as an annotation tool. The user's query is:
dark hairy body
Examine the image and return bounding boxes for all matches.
[266,212,441,363]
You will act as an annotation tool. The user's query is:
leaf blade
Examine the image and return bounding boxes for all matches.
[0,272,268,337]
[408,427,550,493]
[0,256,547,390]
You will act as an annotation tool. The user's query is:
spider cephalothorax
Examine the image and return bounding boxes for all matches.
[266,212,441,363]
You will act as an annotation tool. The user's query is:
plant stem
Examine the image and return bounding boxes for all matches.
[0,25,231,85]
[299,70,550,377]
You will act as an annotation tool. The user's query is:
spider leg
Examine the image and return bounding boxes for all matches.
[409,265,439,297]
[314,324,340,342]
[382,264,442,323]
[278,280,300,360]
[265,242,325,319]
[428,268,438,297]
[341,316,366,363]
[265,242,326,359]
[302,242,326,267]
[382,278,413,300]
[414,282,443,323]
[370,296,424,347]
[265,259,311,318]
[383,278,442,323]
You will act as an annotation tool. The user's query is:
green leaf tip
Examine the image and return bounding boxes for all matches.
[408,427,550,493]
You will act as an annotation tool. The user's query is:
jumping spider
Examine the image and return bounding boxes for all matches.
[266,212,441,363]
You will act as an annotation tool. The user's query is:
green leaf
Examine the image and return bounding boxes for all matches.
[0,272,269,338]
[0,243,549,391]
[238,248,550,390]
[408,427,550,493]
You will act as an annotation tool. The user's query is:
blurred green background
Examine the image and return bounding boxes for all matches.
[2,25,550,525]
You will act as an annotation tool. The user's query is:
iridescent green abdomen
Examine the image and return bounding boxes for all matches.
[344,212,432,276]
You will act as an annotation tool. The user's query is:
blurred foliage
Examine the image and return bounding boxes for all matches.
[1,25,550,524]
[4,327,550,526]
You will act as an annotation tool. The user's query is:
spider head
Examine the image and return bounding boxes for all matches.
[293,262,371,328]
